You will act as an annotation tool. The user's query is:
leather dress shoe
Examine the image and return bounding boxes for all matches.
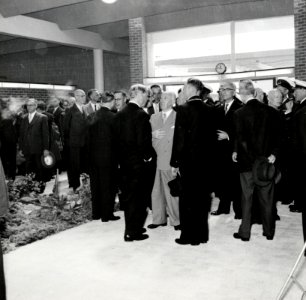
[147,223,167,229]
[233,232,250,242]
[263,233,274,240]
[211,210,229,216]
[124,234,149,242]
[92,216,101,220]
[234,215,242,220]
[101,215,120,222]
[174,225,181,231]
[175,238,191,245]
[289,205,302,213]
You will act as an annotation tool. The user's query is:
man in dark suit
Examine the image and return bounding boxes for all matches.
[232,80,281,241]
[87,92,120,222]
[292,79,306,249]
[115,84,155,242]
[64,89,87,192]
[147,85,162,116]
[19,98,49,182]
[0,105,18,180]
[170,78,217,246]
[211,82,243,218]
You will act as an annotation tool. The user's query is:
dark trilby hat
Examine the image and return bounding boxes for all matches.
[252,157,276,187]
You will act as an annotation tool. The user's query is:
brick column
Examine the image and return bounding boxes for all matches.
[128,17,147,85]
[295,0,306,81]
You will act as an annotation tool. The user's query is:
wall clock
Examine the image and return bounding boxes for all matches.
[215,62,227,74]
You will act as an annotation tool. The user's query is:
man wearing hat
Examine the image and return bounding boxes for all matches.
[276,77,296,105]
[292,79,306,245]
[232,80,281,241]
[87,92,120,222]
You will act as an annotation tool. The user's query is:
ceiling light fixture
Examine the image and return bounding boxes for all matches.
[102,0,117,4]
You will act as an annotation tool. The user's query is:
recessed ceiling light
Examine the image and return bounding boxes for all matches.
[102,0,117,3]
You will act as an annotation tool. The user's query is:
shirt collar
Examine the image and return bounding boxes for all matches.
[300,97,306,104]
[129,100,140,107]
[76,103,83,112]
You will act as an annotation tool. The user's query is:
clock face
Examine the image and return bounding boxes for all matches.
[215,63,227,74]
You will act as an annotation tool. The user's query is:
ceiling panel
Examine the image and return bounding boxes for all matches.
[27,0,263,30]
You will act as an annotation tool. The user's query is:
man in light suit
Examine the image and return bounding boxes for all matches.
[83,89,100,117]
[148,92,180,230]
[19,98,49,182]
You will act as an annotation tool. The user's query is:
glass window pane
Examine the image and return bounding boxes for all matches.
[234,16,294,71]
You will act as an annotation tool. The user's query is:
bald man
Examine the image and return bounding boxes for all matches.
[64,89,88,191]
[148,92,180,230]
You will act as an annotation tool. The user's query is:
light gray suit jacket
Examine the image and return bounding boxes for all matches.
[83,102,98,117]
[150,110,176,170]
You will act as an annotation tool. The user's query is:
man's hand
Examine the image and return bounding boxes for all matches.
[171,167,179,177]
[152,129,166,139]
[217,130,229,141]
[43,150,50,156]
[232,152,238,163]
[267,154,276,164]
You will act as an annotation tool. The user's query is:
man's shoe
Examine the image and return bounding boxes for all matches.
[233,232,250,242]
[175,238,191,245]
[211,210,229,216]
[174,225,181,231]
[124,234,149,242]
[108,215,120,221]
[147,223,167,229]
[263,233,274,240]
[275,215,281,221]
[92,216,100,220]
[234,215,242,220]
[289,205,302,213]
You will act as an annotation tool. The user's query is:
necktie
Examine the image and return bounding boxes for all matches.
[225,103,229,114]
[162,112,167,123]
[94,104,96,112]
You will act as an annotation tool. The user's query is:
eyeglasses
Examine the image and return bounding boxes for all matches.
[219,88,234,92]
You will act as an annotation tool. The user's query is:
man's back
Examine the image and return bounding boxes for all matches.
[171,98,217,170]
[115,102,154,169]
[234,99,280,171]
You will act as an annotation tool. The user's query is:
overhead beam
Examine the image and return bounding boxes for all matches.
[0,14,129,54]
[0,0,92,18]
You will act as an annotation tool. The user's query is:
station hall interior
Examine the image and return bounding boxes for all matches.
[0,0,306,300]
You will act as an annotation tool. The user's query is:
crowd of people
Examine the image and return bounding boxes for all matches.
[0,77,305,247]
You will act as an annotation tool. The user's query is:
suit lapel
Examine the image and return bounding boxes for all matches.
[29,112,39,126]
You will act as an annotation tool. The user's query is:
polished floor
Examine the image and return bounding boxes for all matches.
[3,198,306,300]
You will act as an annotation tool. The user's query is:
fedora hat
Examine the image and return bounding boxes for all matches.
[252,157,276,187]
[41,151,56,169]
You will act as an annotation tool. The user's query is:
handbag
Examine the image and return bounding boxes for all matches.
[168,173,183,197]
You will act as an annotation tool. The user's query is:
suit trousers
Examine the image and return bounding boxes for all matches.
[89,165,116,219]
[25,153,44,182]
[151,169,180,226]
[217,162,242,217]
[238,171,275,239]
[179,168,211,243]
[0,239,6,300]
[68,146,85,190]
[121,166,148,236]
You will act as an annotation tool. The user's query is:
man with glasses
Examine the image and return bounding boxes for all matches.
[211,82,243,219]
[19,98,49,182]
[114,90,128,112]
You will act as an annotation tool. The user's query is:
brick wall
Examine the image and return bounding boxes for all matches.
[0,46,94,91]
[128,18,147,85]
[103,51,130,91]
[295,0,306,81]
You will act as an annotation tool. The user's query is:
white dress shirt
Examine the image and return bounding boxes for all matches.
[28,111,36,123]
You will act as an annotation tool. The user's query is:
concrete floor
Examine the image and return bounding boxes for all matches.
[3,199,306,300]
